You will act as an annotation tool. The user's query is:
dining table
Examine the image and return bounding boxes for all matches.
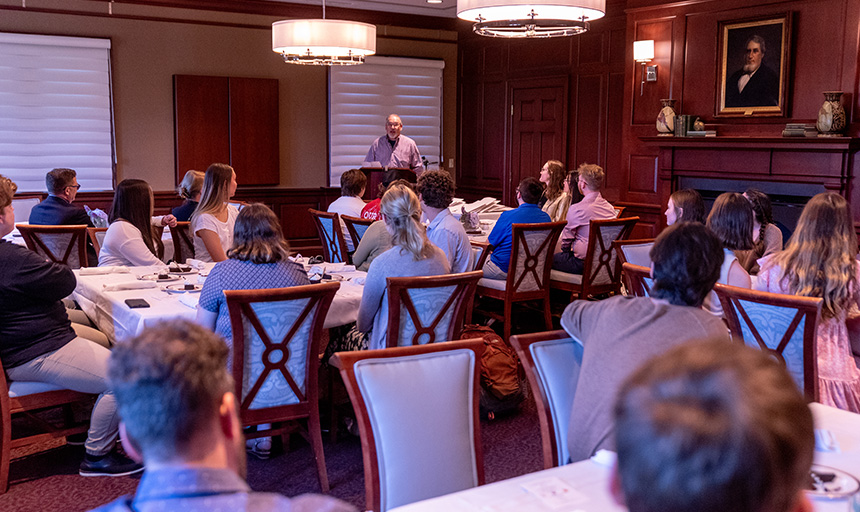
[71,261,365,344]
[390,403,860,512]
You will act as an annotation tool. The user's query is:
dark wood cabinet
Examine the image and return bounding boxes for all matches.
[174,75,280,186]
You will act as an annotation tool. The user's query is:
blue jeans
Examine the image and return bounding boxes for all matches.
[7,337,119,456]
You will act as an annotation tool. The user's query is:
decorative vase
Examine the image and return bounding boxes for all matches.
[816,91,846,136]
[656,99,676,135]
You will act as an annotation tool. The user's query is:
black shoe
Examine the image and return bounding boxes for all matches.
[66,433,87,446]
[79,450,144,477]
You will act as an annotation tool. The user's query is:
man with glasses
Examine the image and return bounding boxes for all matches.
[29,167,97,263]
[364,114,424,174]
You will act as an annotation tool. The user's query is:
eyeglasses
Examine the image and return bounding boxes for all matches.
[68,184,82,190]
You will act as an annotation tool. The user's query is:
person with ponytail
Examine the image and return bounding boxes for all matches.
[191,163,239,262]
[736,188,783,275]
[171,170,204,222]
[755,192,860,412]
[352,184,449,351]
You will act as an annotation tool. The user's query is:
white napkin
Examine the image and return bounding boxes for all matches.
[327,264,356,273]
[178,294,199,309]
[185,258,207,270]
[103,281,158,291]
[590,449,617,468]
[351,276,366,286]
[79,266,130,275]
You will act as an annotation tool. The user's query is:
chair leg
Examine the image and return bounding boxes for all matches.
[503,300,512,344]
[543,298,553,331]
[1,405,10,494]
[308,405,330,493]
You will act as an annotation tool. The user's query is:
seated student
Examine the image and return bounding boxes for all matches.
[417,170,473,273]
[702,192,753,316]
[0,175,141,477]
[538,160,571,222]
[192,163,239,263]
[482,177,551,280]
[351,220,391,272]
[612,340,814,512]
[94,320,355,512]
[332,184,449,353]
[756,192,860,413]
[171,170,204,222]
[360,171,408,221]
[736,188,783,275]
[562,222,730,462]
[99,179,177,267]
[29,167,97,264]
[664,188,705,226]
[552,163,616,274]
[327,169,367,252]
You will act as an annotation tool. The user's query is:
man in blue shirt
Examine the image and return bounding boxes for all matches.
[483,177,551,279]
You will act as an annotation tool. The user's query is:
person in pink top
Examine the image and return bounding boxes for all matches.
[552,163,616,274]
[755,192,860,413]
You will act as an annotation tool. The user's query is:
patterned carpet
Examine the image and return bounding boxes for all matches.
[0,390,543,511]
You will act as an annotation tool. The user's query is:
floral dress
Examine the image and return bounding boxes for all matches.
[755,255,860,412]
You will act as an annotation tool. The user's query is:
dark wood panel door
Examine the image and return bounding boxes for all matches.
[508,78,567,205]
[229,77,280,186]
[174,75,230,184]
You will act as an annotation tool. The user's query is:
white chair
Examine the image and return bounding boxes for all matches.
[330,340,485,512]
[510,330,582,468]
[613,238,655,268]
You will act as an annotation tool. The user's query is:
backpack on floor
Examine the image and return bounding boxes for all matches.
[460,324,524,419]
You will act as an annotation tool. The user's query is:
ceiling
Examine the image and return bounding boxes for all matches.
[265,0,458,18]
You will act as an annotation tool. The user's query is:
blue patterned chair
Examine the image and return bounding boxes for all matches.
[469,241,490,272]
[224,282,339,493]
[309,209,349,263]
[510,330,582,468]
[613,238,654,268]
[713,284,823,401]
[330,340,485,512]
[621,262,654,297]
[17,224,90,268]
[385,271,483,347]
[341,214,374,247]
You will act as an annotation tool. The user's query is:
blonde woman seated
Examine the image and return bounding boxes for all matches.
[329,184,449,354]
[755,192,860,412]
[171,170,204,222]
[192,163,239,263]
[99,179,177,267]
[702,192,753,316]
[539,160,571,222]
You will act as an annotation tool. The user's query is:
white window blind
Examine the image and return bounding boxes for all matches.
[329,55,443,186]
[0,32,114,193]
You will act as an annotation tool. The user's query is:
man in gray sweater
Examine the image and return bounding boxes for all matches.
[562,222,730,462]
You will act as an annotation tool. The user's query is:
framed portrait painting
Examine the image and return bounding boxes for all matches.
[716,15,791,117]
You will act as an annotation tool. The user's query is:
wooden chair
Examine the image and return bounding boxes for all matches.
[621,262,654,297]
[330,340,485,512]
[0,358,94,493]
[342,214,374,247]
[612,205,626,218]
[16,224,90,268]
[469,240,490,272]
[713,284,823,402]
[510,330,582,469]
[550,216,639,301]
[309,209,349,264]
[86,227,108,258]
[473,221,565,343]
[386,271,483,347]
[224,282,339,493]
[613,238,655,268]
[170,221,194,263]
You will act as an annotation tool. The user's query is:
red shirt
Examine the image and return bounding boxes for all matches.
[361,199,382,221]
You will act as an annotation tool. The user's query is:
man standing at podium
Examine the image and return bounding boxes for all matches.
[364,114,424,174]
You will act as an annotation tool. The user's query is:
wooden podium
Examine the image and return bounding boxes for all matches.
[360,167,417,201]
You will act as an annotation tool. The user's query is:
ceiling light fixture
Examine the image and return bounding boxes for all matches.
[457,0,605,38]
[272,0,376,66]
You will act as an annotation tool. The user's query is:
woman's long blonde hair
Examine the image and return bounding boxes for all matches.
[771,192,858,318]
[381,184,434,261]
[192,163,234,223]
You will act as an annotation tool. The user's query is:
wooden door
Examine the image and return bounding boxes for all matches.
[507,78,567,206]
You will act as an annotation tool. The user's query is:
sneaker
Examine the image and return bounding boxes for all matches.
[246,437,272,460]
[66,433,87,446]
[79,450,144,477]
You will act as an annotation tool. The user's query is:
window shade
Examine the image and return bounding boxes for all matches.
[329,56,443,187]
[0,32,114,193]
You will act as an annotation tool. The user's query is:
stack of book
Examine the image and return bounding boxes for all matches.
[782,123,817,137]
[686,130,717,137]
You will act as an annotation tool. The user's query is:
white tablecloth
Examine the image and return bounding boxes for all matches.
[72,263,364,343]
[391,403,860,512]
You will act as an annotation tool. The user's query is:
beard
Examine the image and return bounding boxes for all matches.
[743,62,760,74]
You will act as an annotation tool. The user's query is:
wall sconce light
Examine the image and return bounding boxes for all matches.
[633,40,656,96]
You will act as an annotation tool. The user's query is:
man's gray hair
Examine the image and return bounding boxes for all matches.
[746,34,766,54]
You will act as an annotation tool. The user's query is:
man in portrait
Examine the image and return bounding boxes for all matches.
[725,35,780,108]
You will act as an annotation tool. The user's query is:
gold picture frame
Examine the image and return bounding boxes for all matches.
[716,15,791,117]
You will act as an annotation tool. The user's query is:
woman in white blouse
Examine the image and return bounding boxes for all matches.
[191,163,239,262]
[99,179,177,267]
